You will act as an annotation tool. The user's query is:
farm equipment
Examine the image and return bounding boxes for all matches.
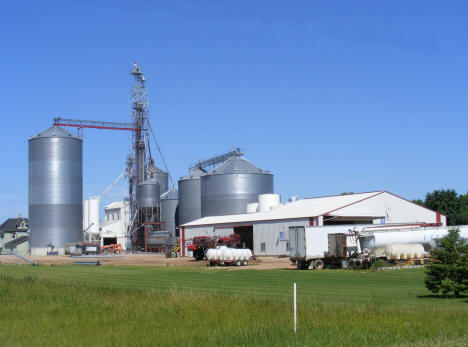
[165,245,179,258]
[188,234,241,261]
[101,243,123,254]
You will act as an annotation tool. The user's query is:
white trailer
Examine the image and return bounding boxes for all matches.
[289,226,360,270]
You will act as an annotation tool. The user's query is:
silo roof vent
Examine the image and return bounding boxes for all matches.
[206,156,271,175]
[30,126,80,140]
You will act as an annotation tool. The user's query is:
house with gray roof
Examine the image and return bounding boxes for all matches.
[0,215,30,255]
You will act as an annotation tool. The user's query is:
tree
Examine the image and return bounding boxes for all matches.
[424,189,460,225]
[412,199,425,207]
[458,193,468,225]
[424,228,468,297]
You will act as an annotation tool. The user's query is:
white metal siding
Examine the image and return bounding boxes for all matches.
[334,192,446,226]
[253,218,310,256]
[183,219,310,256]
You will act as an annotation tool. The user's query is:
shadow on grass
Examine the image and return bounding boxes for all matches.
[417,294,468,300]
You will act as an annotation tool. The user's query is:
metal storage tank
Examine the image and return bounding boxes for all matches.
[29,126,83,254]
[83,199,89,231]
[153,166,168,195]
[201,156,273,217]
[178,168,204,225]
[136,178,160,222]
[87,197,100,237]
[160,186,178,244]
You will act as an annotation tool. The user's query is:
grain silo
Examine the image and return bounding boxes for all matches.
[135,178,160,250]
[178,168,204,225]
[200,156,273,217]
[29,126,83,255]
[153,166,168,195]
[136,178,160,222]
[160,186,178,244]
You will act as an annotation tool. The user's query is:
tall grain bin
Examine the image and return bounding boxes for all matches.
[201,156,273,217]
[136,178,160,222]
[153,166,168,195]
[160,186,178,244]
[29,126,83,255]
[178,168,204,225]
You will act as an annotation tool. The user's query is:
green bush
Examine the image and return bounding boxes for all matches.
[424,228,468,296]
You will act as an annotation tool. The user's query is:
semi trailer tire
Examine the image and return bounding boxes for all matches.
[314,259,324,270]
[296,260,304,270]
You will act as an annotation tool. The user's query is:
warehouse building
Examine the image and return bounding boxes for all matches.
[180,191,446,256]
[100,200,130,250]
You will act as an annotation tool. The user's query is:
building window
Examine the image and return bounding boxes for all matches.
[261,242,266,252]
[286,242,290,251]
[117,212,120,220]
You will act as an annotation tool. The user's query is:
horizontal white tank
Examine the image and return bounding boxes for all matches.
[373,243,425,259]
[220,246,232,261]
[258,194,280,212]
[361,226,468,250]
[206,247,252,262]
[246,203,259,213]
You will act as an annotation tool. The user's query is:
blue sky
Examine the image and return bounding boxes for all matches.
[1,1,467,222]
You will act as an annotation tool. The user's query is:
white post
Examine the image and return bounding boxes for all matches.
[293,282,297,333]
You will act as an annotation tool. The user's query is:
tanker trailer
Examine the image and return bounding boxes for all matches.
[358,225,468,263]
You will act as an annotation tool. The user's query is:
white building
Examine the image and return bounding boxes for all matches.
[180,191,446,257]
[100,200,130,250]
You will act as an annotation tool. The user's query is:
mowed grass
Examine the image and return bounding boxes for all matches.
[0,265,467,346]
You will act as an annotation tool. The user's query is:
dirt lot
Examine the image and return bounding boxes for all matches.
[0,253,295,270]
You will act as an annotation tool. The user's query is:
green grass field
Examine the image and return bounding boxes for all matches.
[0,265,467,346]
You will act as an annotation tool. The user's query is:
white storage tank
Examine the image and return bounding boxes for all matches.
[246,203,259,213]
[258,194,280,212]
[87,197,100,237]
[83,199,89,231]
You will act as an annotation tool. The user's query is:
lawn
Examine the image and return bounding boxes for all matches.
[0,265,466,346]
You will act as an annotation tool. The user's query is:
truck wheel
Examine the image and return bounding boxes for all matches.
[219,259,225,266]
[296,260,304,270]
[195,250,204,261]
[314,259,324,270]
[235,260,241,266]
[242,259,248,266]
